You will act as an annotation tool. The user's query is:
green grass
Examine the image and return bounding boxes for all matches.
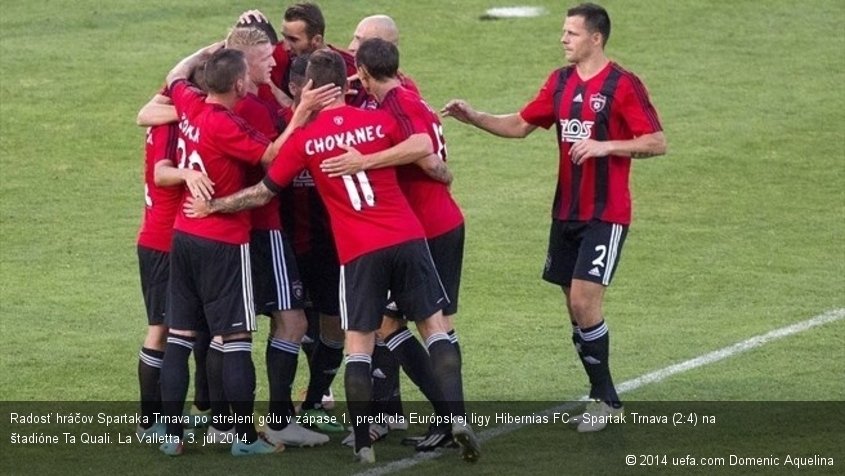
[1,0,843,474]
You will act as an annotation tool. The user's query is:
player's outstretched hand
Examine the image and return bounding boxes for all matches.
[441,99,476,124]
[183,196,212,219]
[320,144,365,177]
[183,170,215,201]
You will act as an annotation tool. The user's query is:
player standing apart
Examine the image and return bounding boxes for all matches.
[442,2,666,431]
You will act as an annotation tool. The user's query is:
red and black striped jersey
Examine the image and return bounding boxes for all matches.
[520,62,662,225]
[380,85,463,239]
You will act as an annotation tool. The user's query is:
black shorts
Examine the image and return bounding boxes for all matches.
[138,245,169,326]
[385,224,464,319]
[543,219,628,287]
[250,229,306,316]
[167,231,256,336]
[340,240,447,332]
[296,244,341,317]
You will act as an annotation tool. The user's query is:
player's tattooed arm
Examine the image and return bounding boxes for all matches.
[416,154,453,185]
[183,183,273,218]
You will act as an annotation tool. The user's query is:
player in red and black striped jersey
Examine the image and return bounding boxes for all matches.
[442,3,666,432]
[184,49,479,464]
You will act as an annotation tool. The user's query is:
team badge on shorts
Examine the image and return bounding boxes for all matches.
[292,282,305,301]
[590,93,607,113]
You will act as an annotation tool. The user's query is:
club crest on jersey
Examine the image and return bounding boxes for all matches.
[333,116,344,126]
[590,93,606,113]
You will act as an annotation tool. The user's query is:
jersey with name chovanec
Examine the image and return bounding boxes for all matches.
[380,86,463,239]
[170,79,270,244]
[137,123,181,252]
[264,105,425,264]
[520,62,662,225]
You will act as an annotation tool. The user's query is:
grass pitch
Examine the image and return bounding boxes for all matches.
[1,0,843,474]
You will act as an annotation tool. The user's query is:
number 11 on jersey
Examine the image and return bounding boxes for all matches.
[342,172,375,211]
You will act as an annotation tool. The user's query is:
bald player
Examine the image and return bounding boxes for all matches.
[348,15,398,53]
[347,15,418,110]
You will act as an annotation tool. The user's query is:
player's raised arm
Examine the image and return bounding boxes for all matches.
[165,41,224,88]
[136,94,177,127]
[441,99,537,138]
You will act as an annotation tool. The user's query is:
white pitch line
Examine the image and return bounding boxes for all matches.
[354,308,845,476]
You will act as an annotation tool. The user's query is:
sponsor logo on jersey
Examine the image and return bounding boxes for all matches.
[559,119,594,143]
[573,93,583,103]
[590,93,607,113]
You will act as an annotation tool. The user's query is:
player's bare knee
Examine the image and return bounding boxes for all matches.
[379,316,404,336]
[319,313,345,343]
[345,330,375,356]
[222,331,251,341]
[144,324,168,350]
[169,328,196,338]
[414,311,448,339]
[272,309,308,341]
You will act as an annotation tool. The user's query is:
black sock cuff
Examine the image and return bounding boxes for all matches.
[166,333,195,350]
[384,327,414,350]
[223,337,252,353]
[139,347,164,368]
[579,320,608,342]
[140,347,165,359]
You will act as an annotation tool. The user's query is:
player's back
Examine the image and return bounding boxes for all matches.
[170,80,268,244]
[270,105,424,263]
[382,86,464,238]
